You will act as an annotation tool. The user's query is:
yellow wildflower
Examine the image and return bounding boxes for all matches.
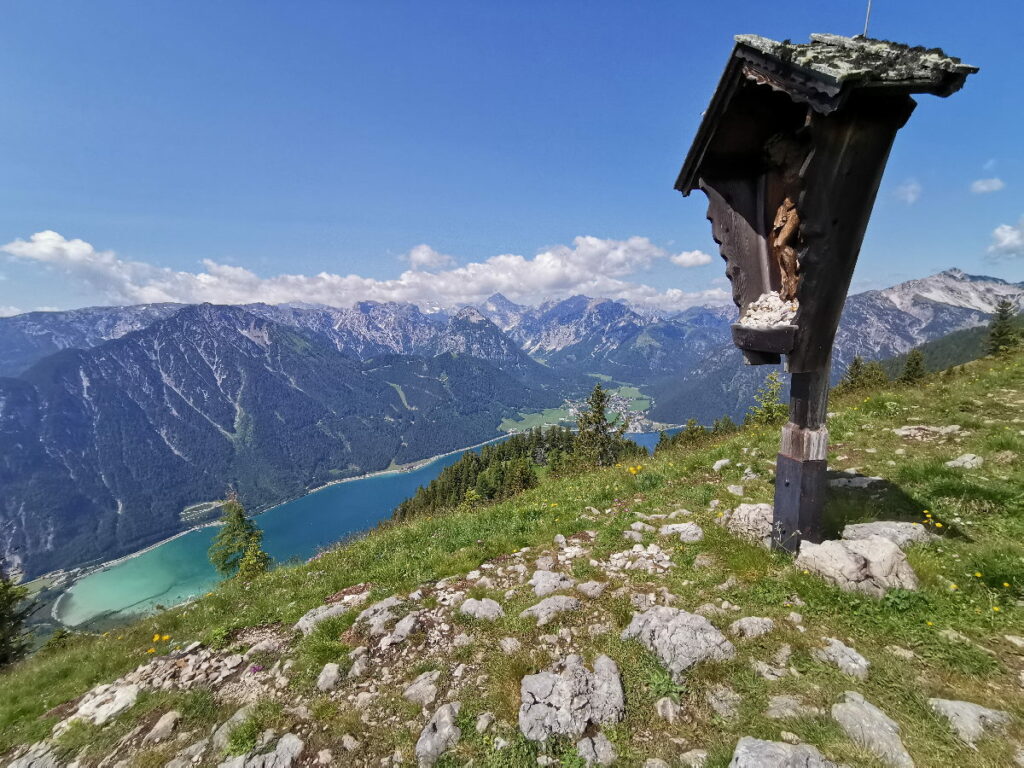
[926,621,934,626]
[935,522,943,528]
[161,634,170,641]
[949,584,958,590]
[993,606,1001,612]
[146,648,156,654]
[152,633,160,643]
[975,572,983,578]
[1003,582,1011,588]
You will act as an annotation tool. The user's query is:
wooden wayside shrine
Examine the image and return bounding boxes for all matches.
[676,34,977,551]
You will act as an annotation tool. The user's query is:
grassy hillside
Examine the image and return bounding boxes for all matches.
[2,352,1023,766]
[880,315,1024,377]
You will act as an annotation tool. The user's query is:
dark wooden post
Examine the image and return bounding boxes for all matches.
[674,34,977,552]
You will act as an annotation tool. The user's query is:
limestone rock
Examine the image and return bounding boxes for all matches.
[929,698,1010,747]
[475,712,495,733]
[813,638,870,680]
[415,702,461,768]
[459,598,504,620]
[706,684,740,719]
[355,596,403,636]
[796,536,917,597]
[576,733,616,766]
[654,696,681,724]
[718,503,774,548]
[143,710,180,743]
[518,654,624,741]
[765,695,824,720]
[713,458,731,471]
[404,670,441,707]
[529,570,575,596]
[645,760,671,768]
[217,733,303,768]
[166,738,208,768]
[379,610,420,649]
[730,617,775,639]
[62,683,140,729]
[659,522,704,542]
[577,581,607,598]
[293,604,348,636]
[7,742,62,768]
[841,522,936,549]
[213,706,254,752]
[680,749,709,767]
[621,607,734,682]
[520,595,581,627]
[831,691,912,767]
[945,453,983,468]
[728,737,837,767]
[316,663,340,692]
[499,637,521,654]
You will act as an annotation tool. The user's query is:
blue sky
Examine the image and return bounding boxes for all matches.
[0,1,1021,315]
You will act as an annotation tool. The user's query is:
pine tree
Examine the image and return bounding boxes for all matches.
[0,560,33,668]
[208,494,267,578]
[744,372,788,426]
[711,415,738,435]
[898,348,927,385]
[987,299,1019,356]
[572,383,626,467]
[861,360,889,390]
[837,355,867,393]
[236,540,272,581]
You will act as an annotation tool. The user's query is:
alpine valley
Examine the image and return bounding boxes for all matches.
[1,268,1021,579]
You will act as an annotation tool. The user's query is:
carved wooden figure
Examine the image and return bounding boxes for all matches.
[675,34,976,551]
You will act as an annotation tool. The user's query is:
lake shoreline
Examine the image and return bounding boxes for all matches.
[47,433,512,625]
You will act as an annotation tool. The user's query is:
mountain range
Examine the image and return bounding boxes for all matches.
[1,268,1021,578]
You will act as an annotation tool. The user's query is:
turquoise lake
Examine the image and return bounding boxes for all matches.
[56,431,669,628]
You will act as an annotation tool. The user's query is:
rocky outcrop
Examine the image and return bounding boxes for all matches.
[831,691,913,767]
[621,607,735,682]
[520,595,581,626]
[217,733,303,768]
[717,503,774,548]
[727,736,838,767]
[518,654,624,741]
[730,617,775,639]
[813,638,870,680]
[796,535,918,597]
[415,702,462,768]
[841,522,936,548]
[459,597,504,620]
[929,698,1010,747]
[529,569,575,596]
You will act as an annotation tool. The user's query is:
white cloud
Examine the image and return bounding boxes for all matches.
[894,179,922,205]
[988,216,1024,258]
[0,305,22,317]
[669,249,712,267]
[1,231,730,312]
[970,177,1005,194]
[402,244,456,271]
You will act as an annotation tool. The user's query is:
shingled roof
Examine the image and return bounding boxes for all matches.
[676,33,978,195]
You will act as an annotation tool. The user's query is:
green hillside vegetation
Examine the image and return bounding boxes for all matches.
[880,312,1024,378]
[1,353,1023,766]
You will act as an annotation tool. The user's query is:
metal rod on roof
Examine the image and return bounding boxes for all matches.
[863,0,873,37]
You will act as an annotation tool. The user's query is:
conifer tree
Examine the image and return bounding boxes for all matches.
[744,372,788,426]
[898,348,927,384]
[837,355,867,392]
[860,360,889,390]
[711,415,737,435]
[0,560,33,668]
[987,299,1019,356]
[208,493,268,578]
[572,383,627,467]
[236,540,272,581]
